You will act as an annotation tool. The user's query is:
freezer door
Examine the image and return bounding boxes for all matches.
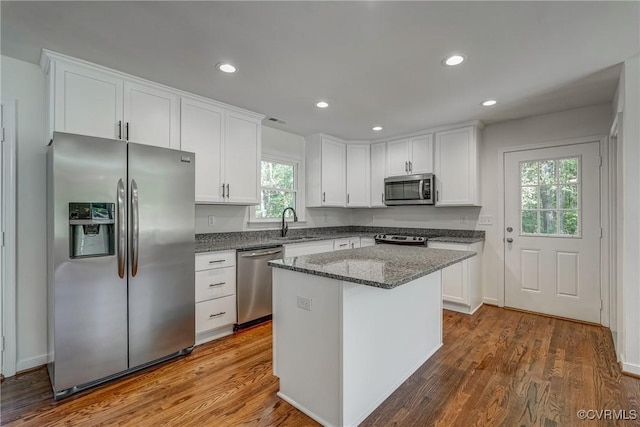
[127,143,195,367]
[49,132,128,392]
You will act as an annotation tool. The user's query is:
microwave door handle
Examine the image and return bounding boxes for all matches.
[419,179,424,200]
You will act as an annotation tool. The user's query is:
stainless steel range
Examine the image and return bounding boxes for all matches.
[374,234,427,246]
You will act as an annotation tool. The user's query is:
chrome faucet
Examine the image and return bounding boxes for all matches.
[281,207,299,237]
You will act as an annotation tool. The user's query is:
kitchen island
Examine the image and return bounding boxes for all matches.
[268,245,476,427]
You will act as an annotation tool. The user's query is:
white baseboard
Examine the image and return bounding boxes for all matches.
[483,297,499,306]
[620,354,640,376]
[16,353,48,373]
[277,392,334,427]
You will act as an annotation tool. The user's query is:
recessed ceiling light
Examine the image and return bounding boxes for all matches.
[372,126,383,131]
[482,99,497,106]
[443,54,466,66]
[216,63,237,73]
[316,100,329,109]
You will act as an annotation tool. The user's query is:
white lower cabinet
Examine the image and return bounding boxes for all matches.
[283,240,335,257]
[195,250,237,345]
[427,241,483,314]
[349,237,361,249]
[360,237,376,247]
[334,238,351,251]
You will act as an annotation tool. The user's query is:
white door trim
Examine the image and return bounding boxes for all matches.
[1,100,18,377]
[497,134,609,326]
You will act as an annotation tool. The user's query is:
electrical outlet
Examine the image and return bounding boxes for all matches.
[297,296,312,311]
[479,215,494,226]
[208,215,215,226]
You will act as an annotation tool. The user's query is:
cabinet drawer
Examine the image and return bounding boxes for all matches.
[196,295,236,333]
[334,238,351,251]
[195,250,236,271]
[195,267,236,302]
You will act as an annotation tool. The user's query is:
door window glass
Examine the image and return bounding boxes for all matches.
[519,156,581,237]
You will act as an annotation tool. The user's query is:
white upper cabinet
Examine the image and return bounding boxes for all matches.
[52,61,123,140]
[409,134,433,174]
[386,134,433,176]
[370,142,386,207]
[51,60,180,148]
[434,126,481,206]
[223,111,261,205]
[346,144,370,207]
[180,97,224,203]
[306,134,347,207]
[43,51,263,206]
[181,98,261,205]
[386,139,411,176]
[123,81,180,149]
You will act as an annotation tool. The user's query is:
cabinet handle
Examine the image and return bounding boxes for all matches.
[208,259,225,264]
[436,190,439,202]
[209,312,226,318]
[347,193,350,204]
[338,243,348,247]
[323,192,326,202]
[222,183,226,198]
[118,121,122,140]
[209,282,226,287]
[405,161,408,173]
[226,183,230,198]
[409,161,412,172]
[126,122,130,141]
[381,193,384,203]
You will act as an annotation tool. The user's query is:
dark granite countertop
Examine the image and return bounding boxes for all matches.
[195,226,484,254]
[268,245,476,289]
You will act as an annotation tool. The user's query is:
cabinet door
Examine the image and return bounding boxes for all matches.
[224,111,261,205]
[334,238,351,251]
[386,139,410,176]
[434,127,477,206]
[370,142,386,207]
[409,134,433,174]
[321,138,346,206]
[181,97,224,203]
[346,144,370,207]
[124,81,180,149]
[441,262,468,304]
[54,61,123,139]
[349,237,361,249]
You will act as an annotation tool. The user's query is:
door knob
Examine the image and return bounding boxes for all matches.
[506,227,513,232]
[506,238,514,243]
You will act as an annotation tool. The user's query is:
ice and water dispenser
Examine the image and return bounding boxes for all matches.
[69,202,115,258]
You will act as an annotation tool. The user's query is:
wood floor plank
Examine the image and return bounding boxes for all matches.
[2,306,638,426]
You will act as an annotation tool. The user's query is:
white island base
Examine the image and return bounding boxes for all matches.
[272,268,443,427]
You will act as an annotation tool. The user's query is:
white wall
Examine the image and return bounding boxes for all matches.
[614,55,640,375]
[351,206,482,230]
[1,55,48,371]
[195,126,352,233]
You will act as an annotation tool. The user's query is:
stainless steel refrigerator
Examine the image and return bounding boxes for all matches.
[47,132,195,399]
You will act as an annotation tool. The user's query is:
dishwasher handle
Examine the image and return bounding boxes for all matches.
[239,248,283,258]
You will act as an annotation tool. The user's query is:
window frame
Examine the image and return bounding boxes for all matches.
[518,155,582,238]
[249,152,305,224]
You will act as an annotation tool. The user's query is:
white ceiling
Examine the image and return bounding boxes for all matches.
[2,1,638,140]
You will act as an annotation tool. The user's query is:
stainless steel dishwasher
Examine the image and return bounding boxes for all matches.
[236,246,283,329]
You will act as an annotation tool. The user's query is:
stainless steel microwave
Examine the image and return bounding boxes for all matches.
[384,173,434,205]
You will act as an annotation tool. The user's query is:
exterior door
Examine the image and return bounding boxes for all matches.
[504,142,601,323]
[127,143,195,367]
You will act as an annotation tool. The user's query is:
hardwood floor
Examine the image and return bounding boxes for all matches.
[2,306,639,426]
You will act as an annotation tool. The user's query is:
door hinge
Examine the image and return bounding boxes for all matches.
[1,231,4,247]
[600,299,603,310]
[599,156,603,167]
[1,127,5,143]
[600,228,603,239]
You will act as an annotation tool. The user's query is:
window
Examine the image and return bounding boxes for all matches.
[254,157,299,220]
[520,156,580,236]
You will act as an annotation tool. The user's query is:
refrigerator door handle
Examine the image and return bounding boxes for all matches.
[131,179,140,277]
[117,179,126,279]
